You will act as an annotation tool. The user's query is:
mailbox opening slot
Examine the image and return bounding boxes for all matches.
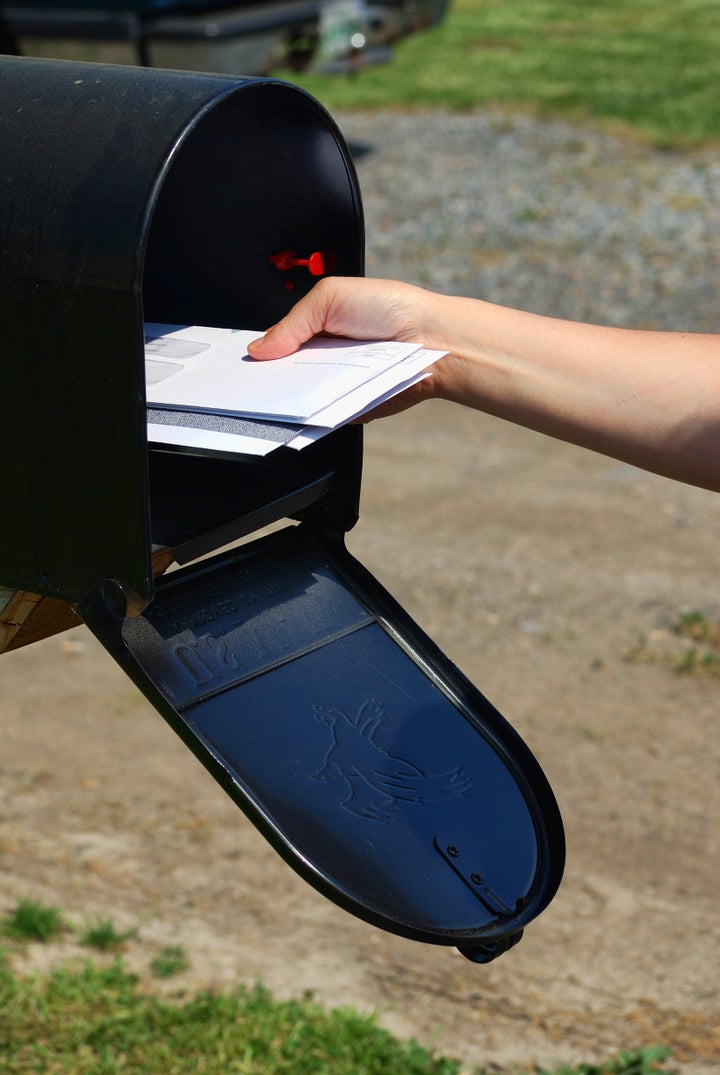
[139,78,365,571]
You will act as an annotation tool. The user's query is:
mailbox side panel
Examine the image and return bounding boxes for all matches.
[0,58,257,604]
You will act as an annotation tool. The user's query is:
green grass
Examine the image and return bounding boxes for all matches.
[540,1049,673,1075]
[673,609,720,647]
[80,919,138,953]
[671,609,720,676]
[673,647,720,676]
[0,960,463,1075]
[2,898,65,943]
[283,0,720,146]
[150,944,190,979]
[624,608,720,677]
[0,957,674,1075]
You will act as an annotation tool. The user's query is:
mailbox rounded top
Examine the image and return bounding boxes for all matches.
[1,57,363,306]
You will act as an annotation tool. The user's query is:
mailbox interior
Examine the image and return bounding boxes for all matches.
[141,78,365,569]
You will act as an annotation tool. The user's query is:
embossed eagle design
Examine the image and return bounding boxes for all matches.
[313,696,472,823]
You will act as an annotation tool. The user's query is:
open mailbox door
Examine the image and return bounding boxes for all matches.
[80,524,565,962]
[0,56,564,963]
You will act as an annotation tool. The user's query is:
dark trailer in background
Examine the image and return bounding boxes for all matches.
[0,0,450,74]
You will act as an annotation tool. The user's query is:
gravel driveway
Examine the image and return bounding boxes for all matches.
[340,110,720,332]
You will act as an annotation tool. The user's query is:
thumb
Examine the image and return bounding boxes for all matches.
[247,321,304,361]
[247,284,333,361]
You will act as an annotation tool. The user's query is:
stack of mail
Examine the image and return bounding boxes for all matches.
[145,324,445,457]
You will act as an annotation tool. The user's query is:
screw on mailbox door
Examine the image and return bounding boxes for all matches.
[269,250,326,275]
[436,836,515,919]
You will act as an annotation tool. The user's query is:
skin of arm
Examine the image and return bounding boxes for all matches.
[248,277,720,493]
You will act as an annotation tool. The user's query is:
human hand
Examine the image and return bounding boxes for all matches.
[248,277,431,357]
[247,276,447,421]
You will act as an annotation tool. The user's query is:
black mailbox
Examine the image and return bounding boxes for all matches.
[0,55,564,963]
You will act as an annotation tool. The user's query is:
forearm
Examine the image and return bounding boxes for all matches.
[249,277,720,492]
[421,292,720,492]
